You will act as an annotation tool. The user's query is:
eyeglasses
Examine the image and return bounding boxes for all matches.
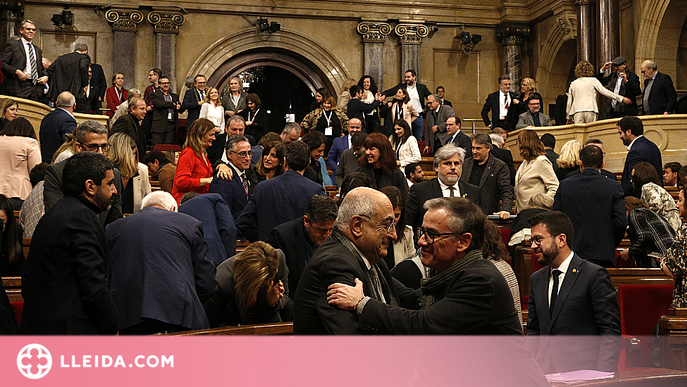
[79,142,109,152]
[160,82,170,85]
[418,227,457,245]
[529,234,557,246]
[360,214,396,234]
[231,150,254,159]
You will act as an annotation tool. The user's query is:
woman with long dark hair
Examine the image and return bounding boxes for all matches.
[239,93,267,141]
[0,98,19,131]
[380,87,418,137]
[358,75,380,133]
[389,119,420,168]
[356,133,408,198]
[301,131,327,186]
[256,141,286,180]
[632,161,681,232]
[662,184,687,308]
[380,186,414,270]
[0,194,25,276]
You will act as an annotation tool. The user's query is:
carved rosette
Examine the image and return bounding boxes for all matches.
[147,11,184,34]
[394,23,429,45]
[105,9,144,32]
[496,23,530,47]
[356,22,392,43]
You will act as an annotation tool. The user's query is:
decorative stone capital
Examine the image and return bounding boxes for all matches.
[356,21,392,43]
[0,0,24,22]
[147,11,184,34]
[105,9,144,32]
[496,22,529,46]
[394,23,429,45]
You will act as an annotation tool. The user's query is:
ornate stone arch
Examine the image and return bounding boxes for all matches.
[635,0,671,68]
[535,8,577,108]
[635,0,687,79]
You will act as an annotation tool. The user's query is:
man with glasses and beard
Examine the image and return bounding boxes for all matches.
[526,211,620,373]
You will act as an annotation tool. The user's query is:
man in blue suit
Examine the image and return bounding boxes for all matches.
[179,192,237,266]
[39,91,77,163]
[327,117,362,174]
[209,135,255,221]
[106,191,217,334]
[618,116,662,196]
[237,141,326,242]
[526,211,621,374]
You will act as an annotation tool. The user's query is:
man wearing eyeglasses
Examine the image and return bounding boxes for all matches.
[526,211,620,373]
[515,94,551,129]
[209,135,256,222]
[43,120,123,226]
[326,197,521,335]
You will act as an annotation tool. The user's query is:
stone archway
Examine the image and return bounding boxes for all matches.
[182,28,351,98]
[536,10,577,111]
[635,0,687,78]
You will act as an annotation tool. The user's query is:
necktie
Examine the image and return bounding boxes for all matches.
[549,269,562,316]
[449,186,455,197]
[368,265,387,303]
[240,172,249,196]
[504,93,509,109]
[448,135,454,144]
[199,90,205,101]
[28,43,38,84]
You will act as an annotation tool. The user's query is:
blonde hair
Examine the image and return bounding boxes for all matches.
[520,77,537,95]
[575,61,595,78]
[184,118,216,156]
[233,241,280,307]
[203,87,221,107]
[107,132,138,179]
[556,139,582,169]
[52,133,77,163]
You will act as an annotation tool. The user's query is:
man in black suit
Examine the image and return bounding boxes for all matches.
[150,76,180,145]
[424,94,456,154]
[526,211,621,373]
[490,133,516,185]
[334,131,366,186]
[180,74,207,129]
[382,69,432,141]
[597,56,641,118]
[268,195,338,299]
[346,85,382,132]
[442,116,472,157]
[461,133,513,217]
[110,96,147,158]
[89,62,107,114]
[406,144,480,230]
[564,139,617,181]
[46,43,90,108]
[618,116,663,196]
[481,76,517,131]
[209,135,255,221]
[640,60,677,115]
[293,187,403,334]
[107,191,217,334]
[21,152,119,334]
[39,91,77,163]
[0,20,48,100]
[553,145,626,268]
[436,85,452,107]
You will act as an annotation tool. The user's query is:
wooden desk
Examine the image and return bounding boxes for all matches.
[163,322,293,336]
[2,276,21,302]
[549,368,687,386]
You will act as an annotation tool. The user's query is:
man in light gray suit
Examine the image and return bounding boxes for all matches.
[424,94,456,154]
[516,95,552,129]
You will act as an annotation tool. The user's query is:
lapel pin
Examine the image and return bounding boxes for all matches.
[572,269,578,274]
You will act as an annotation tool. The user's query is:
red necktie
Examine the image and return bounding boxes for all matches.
[504,93,509,109]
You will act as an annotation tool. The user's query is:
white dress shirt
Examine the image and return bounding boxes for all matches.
[548,251,574,307]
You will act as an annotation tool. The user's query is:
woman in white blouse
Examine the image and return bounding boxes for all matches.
[389,119,421,168]
[566,60,631,124]
[200,87,226,164]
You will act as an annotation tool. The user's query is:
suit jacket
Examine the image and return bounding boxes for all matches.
[406,178,480,230]
[268,216,318,299]
[110,113,146,158]
[150,90,180,133]
[597,70,641,117]
[356,165,409,200]
[0,38,47,96]
[382,82,432,105]
[565,168,617,181]
[492,145,516,185]
[516,111,552,129]
[179,193,237,266]
[21,195,119,334]
[327,135,349,173]
[180,87,204,128]
[236,170,326,242]
[46,51,90,100]
[553,169,627,264]
[621,136,663,196]
[106,207,217,331]
[293,229,401,334]
[334,148,360,187]
[644,72,677,115]
[481,90,518,131]
[38,107,77,163]
[208,162,251,221]
[221,91,248,115]
[44,159,123,226]
[346,98,380,131]
[527,254,621,373]
[105,86,128,118]
[461,155,513,215]
[90,63,107,109]
[443,130,472,157]
[425,104,455,152]
[380,101,419,137]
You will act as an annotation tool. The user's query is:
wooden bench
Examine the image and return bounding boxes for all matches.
[163,322,293,336]
[2,276,22,302]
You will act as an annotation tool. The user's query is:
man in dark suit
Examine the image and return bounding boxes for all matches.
[209,135,254,221]
[597,56,641,118]
[294,187,404,334]
[640,60,677,115]
[406,144,480,230]
[333,132,366,187]
[110,96,147,157]
[442,116,472,157]
[618,116,663,196]
[89,62,107,114]
[424,94,456,154]
[481,76,517,132]
[490,133,516,185]
[21,152,119,334]
[327,117,362,174]
[39,91,77,163]
[382,69,431,141]
[106,191,217,334]
[180,74,207,129]
[179,192,236,266]
[268,195,338,299]
[461,133,513,217]
[526,211,621,373]
[0,20,48,100]
[553,145,626,268]
[237,141,326,242]
[150,76,180,145]
[46,43,90,108]
[346,85,382,132]
[564,139,617,181]
[436,86,452,107]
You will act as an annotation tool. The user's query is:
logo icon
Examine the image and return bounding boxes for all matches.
[17,343,52,379]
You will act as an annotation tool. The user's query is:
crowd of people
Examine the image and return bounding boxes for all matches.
[1,17,687,376]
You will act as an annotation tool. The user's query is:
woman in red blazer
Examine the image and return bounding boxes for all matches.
[105,73,128,118]
[172,118,217,204]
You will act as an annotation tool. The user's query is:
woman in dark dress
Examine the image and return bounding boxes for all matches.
[0,194,25,277]
[358,75,380,133]
[301,131,327,186]
[239,93,267,142]
[356,133,408,199]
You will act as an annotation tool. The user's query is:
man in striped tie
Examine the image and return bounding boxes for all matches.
[0,20,48,101]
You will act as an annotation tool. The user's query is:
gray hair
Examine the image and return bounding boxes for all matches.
[429,93,440,102]
[528,193,554,210]
[226,135,249,152]
[73,120,107,143]
[229,76,241,84]
[74,43,88,53]
[56,91,75,108]
[142,191,177,212]
[128,88,141,98]
[433,143,465,169]
[282,122,301,135]
[334,187,379,230]
[489,133,504,147]
[227,115,245,126]
[471,133,491,147]
[20,20,36,30]
[643,60,657,70]
[423,197,485,251]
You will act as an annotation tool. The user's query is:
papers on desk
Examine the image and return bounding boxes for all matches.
[546,370,615,383]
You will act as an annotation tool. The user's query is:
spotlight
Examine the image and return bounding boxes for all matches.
[257,18,270,32]
[269,21,280,33]
[51,8,73,29]
[458,31,471,45]
[471,34,482,45]
[455,27,481,54]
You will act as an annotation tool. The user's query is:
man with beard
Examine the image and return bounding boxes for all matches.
[526,211,621,373]
[22,152,120,334]
[618,116,662,196]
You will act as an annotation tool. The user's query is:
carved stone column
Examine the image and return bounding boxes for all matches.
[596,0,619,68]
[105,8,143,90]
[575,0,596,65]
[497,23,529,91]
[394,22,429,82]
[147,10,184,91]
[0,0,23,48]
[356,21,391,90]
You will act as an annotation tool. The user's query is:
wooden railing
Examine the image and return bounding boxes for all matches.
[163,322,293,336]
